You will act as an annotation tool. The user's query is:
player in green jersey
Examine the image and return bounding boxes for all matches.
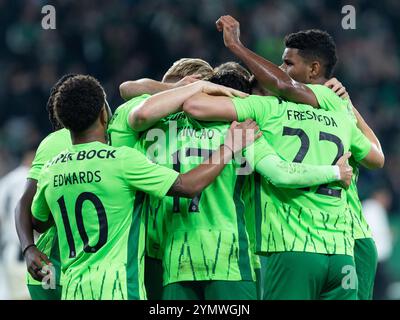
[129,63,354,300]
[318,80,381,299]
[15,74,77,300]
[108,58,233,299]
[183,77,384,300]
[215,15,384,299]
[30,74,260,300]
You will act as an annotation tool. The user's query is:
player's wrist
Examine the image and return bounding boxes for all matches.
[332,165,341,180]
[221,143,234,160]
[227,41,243,52]
[22,243,37,257]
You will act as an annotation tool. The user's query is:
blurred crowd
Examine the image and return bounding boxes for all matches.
[0,0,399,298]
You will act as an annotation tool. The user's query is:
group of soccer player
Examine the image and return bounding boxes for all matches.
[14,15,384,300]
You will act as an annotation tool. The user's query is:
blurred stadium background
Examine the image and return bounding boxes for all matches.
[0,0,399,299]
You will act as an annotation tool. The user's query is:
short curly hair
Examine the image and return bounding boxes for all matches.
[284,29,337,78]
[54,75,105,133]
[210,62,252,94]
[46,73,77,131]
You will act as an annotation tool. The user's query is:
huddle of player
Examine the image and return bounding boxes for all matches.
[15,16,384,300]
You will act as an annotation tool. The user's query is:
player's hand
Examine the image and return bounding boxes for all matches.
[216,15,242,49]
[224,119,262,153]
[200,81,248,98]
[325,78,350,100]
[336,152,353,189]
[24,245,53,281]
[173,75,202,88]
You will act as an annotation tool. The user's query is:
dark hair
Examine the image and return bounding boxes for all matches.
[46,74,77,131]
[210,62,252,94]
[55,75,105,133]
[284,29,337,78]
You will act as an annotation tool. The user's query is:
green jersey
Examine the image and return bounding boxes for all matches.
[31,142,178,300]
[106,94,161,260]
[308,85,372,239]
[137,112,272,286]
[26,128,71,286]
[233,95,372,256]
[107,94,150,148]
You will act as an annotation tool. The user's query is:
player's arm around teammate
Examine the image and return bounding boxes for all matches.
[32,116,261,232]
[183,93,382,184]
[119,75,201,101]
[119,58,214,100]
[128,80,248,132]
[325,78,384,169]
[28,75,261,300]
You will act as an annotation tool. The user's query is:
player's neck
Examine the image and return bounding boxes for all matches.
[308,76,328,85]
[70,128,107,145]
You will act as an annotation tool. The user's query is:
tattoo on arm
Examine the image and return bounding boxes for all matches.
[167,176,185,196]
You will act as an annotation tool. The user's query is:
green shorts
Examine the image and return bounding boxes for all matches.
[145,256,163,300]
[263,252,358,300]
[27,284,62,300]
[354,238,378,300]
[163,280,257,300]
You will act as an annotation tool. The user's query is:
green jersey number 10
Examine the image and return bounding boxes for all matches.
[57,192,108,258]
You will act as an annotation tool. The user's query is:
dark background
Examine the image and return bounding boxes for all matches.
[0,0,399,299]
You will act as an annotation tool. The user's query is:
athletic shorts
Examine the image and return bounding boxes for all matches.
[263,252,358,300]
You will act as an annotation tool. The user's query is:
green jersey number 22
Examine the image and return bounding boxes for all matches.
[283,126,344,198]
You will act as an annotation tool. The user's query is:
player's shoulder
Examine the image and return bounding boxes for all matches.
[41,128,70,143]
[307,84,349,112]
[37,128,70,151]
[109,94,151,129]
[241,94,281,104]
[114,94,151,114]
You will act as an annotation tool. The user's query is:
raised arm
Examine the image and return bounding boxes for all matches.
[216,15,319,107]
[129,81,246,132]
[167,119,261,197]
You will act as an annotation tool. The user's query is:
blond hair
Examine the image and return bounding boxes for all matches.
[162,58,213,82]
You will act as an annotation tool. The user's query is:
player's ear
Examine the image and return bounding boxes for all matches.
[104,100,112,124]
[309,60,321,80]
[100,105,108,127]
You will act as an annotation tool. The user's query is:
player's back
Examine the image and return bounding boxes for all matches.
[233,95,371,256]
[264,102,356,211]
[138,113,253,285]
[37,142,150,299]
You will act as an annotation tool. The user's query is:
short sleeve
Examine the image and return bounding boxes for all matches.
[121,148,179,198]
[28,142,48,181]
[31,173,51,222]
[123,94,151,128]
[307,84,349,112]
[232,95,278,124]
[350,124,372,162]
